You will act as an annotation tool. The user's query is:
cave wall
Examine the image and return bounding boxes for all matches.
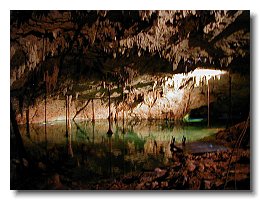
[10,11,250,123]
[10,11,250,88]
[13,72,249,124]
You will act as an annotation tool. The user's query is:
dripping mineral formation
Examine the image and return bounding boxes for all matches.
[10,10,250,190]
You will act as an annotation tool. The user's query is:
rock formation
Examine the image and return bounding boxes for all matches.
[10,10,250,123]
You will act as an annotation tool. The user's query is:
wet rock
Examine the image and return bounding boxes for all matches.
[154,167,162,173]
[154,167,166,177]
[189,177,200,190]
[38,162,46,171]
[152,181,159,189]
[122,175,139,184]
[22,158,28,167]
[136,183,145,190]
[198,163,205,172]
[72,181,78,186]
[145,182,151,188]
[211,163,217,171]
[187,161,196,172]
[140,175,153,184]
[204,159,213,168]
[47,173,64,189]
[161,181,168,188]
[204,180,211,189]
[12,159,20,165]
[215,180,224,188]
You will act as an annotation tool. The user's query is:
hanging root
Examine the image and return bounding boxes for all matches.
[72,99,91,121]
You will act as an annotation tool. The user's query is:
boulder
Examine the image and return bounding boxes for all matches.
[187,161,196,172]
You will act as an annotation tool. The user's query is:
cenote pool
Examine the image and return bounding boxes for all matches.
[18,120,227,185]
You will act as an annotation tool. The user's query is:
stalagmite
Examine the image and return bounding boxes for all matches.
[10,10,250,190]
[208,79,210,127]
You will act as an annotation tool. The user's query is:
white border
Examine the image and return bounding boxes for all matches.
[4,0,257,10]
[1,1,259,199]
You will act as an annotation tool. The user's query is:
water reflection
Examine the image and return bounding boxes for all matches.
[67,131,73,158]
[108,133,112,177]
[19,120,225,183]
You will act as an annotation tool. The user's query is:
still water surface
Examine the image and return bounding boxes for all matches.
[19,120,226,184]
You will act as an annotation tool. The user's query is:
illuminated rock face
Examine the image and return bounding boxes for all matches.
[10,11,250,123]
[13,71,249,124]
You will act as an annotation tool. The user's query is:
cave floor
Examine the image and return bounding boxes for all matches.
[11,119,250,190]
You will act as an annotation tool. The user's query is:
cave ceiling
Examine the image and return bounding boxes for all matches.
[10,10,250,98]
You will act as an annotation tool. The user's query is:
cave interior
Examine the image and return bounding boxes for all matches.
[10,10,250,190]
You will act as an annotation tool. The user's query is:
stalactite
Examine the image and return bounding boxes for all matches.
[144,89,157,119]
[44,77,47,137]
[68,95,72,130]
[75,92,79,100]
[207,80,210,127]
[42,35,45,61]
[18,95,24,117]
[92,120,95,144]
[92,98,95,122]
[10,10,249,127]
[44,64,59,94]
[227,72,232,128]
[26,108,30,137]
[65,95,68,138]
[107,86,113,136]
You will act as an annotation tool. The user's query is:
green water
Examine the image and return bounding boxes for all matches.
[19,120,225,184]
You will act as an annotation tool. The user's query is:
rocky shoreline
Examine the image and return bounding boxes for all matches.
[11,119,250,190]
[79,148,249,190]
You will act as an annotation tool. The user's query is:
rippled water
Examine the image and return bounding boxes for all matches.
[19,120,226,184]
